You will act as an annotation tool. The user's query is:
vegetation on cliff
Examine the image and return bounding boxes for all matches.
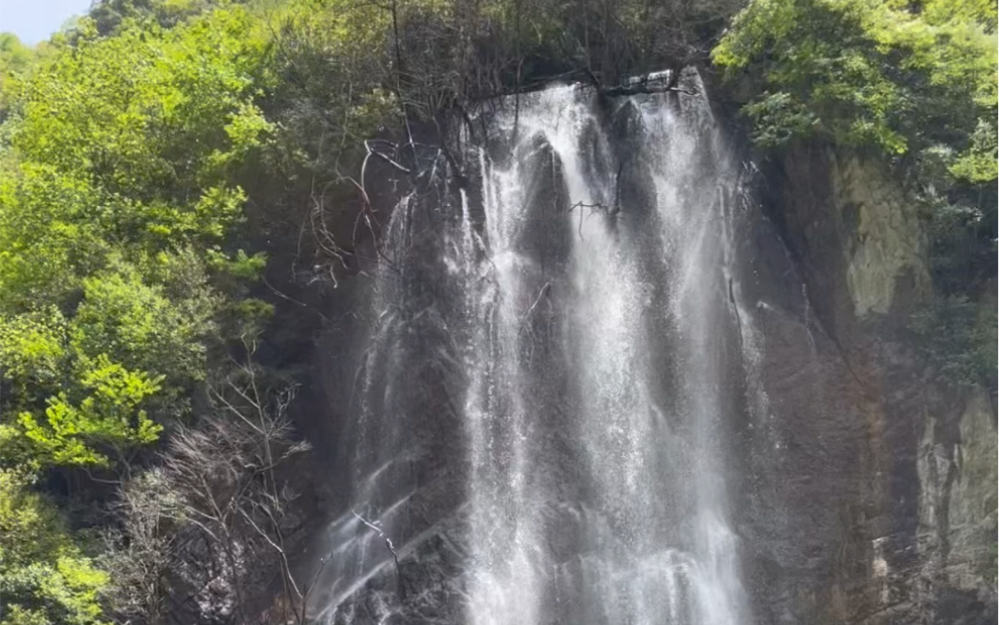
[714,0,997,388]
[0,0,995,622]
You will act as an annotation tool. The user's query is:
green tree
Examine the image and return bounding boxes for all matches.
[0,33,35,81]
[6,9,273,252]
[712,0,997,293]
[713,0,996,158]
[88,0,216,36]
[0,6,275,473]
[18,356,164,469]
[0,470,108,625]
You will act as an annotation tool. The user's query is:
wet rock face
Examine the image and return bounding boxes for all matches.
[324,517,470,625]
[745,143,997,625]
[729,169,877,624]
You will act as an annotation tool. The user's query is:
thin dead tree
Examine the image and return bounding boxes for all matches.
[152,337,312,624]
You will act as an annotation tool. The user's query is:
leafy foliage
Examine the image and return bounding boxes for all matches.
[713,0,997,303]
[6,8,273,251]
[0,33,40,119]
[71,266,211,383]
[909,296,998,390]
[0,6,275,475]
[0,307,68,400]
[18,356,164,469]
[0,33,33,75]
[713,0,997,161]
[0,8,280,618]
[89,0,217,37]
[0,471,109,625]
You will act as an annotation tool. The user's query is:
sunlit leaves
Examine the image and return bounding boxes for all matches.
[0,470,109,624]
[949,117,999,183]
[743,91,819,147]
[71,266,211,381]
[712,0,997,165]
[19,356,164,468]
[0,308,68,404]
[0,7,275,478]
[7,7,274,250]
[0,163,107,310]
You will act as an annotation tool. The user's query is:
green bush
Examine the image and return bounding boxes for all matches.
[0,470,108,625]
[909,295,997,390]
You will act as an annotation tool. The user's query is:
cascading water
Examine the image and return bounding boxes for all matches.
[311,71,754,624]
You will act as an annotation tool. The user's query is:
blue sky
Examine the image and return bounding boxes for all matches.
[1,0,92,44]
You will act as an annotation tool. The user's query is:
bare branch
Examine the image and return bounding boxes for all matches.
[352,509,403,585]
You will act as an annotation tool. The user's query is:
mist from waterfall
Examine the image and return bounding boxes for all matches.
[310,72,753,625]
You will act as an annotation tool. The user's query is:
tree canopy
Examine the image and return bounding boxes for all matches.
[713,0,996,160]
[1,8,279,620]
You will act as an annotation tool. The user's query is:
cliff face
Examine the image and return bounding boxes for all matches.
[282,93,996,624]
[743,142,997,624]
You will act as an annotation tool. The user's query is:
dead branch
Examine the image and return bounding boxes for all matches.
[351,509,403,590]
[130,347,313,625]
[518,282,552,338]
[598,83,697,97]
[365,139,412,174]
[261,276,332,324]
[566,200,611,239]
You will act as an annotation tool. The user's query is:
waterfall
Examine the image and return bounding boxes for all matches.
[311,71,753,625]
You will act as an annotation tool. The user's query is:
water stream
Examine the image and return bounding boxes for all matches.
[313,72,753,625]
